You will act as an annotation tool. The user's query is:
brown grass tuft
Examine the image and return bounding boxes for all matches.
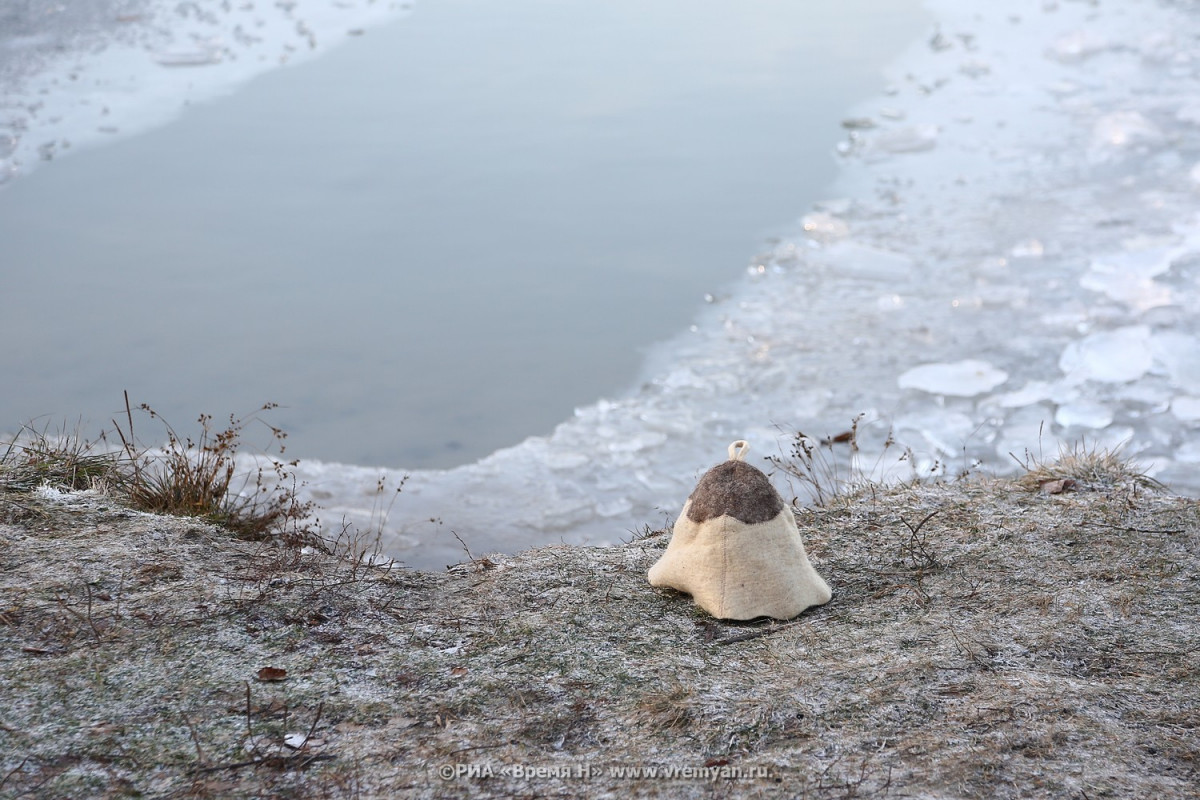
[0,421,119,493]
[108,391,316,543]
[1013,439,1165,493]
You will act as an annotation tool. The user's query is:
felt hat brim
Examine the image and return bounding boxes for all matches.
[648,501,832,621]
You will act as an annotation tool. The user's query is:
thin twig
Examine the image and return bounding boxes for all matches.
[1081,521,1183,535]
[0,758,29,791]
[180,710,207,766]
[451,530,474,562]
[714,618,806,646]
[298,701,325,750]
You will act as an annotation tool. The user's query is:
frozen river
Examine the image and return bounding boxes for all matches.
[3,0,1199,569]
[1,0,924,468]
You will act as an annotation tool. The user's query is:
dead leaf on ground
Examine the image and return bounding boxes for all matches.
[1040,478,1077,494]
[256,666,287,682]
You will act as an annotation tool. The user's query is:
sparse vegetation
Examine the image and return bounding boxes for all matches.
[0,439,1196,798]
[1,392,319,546]
[766,414,920,506]
[109,392,316,543]
[1012,438,1166,494]
[0,420,119,493]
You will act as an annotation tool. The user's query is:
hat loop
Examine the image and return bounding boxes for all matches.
[727,440,749,462]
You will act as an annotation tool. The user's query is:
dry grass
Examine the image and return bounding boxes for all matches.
[767,414,921,507]
[1,446,1197,798]
[109,393,316,543]
[1013,439,1166,494]
[0,421,119,493]
[1,393,318,546]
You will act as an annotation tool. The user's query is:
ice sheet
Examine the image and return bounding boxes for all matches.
[0,0,411,181]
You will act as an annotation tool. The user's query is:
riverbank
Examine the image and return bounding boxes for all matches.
[2,454,1197,798]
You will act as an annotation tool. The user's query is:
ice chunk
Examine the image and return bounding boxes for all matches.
[1080,249,1173,310]
[1176,440,1200,463]
[867,124,939,155]
[995,380,1060,408]
[819,241,914,281]
[959,60,991,79]
[894,410,980,456]
[605,431,668,453]
[154,49,222,67]
[1177,104,1200,126]
[1010,239,1044,258]
[1152,332,1200,393]
[898,360,1009,397]
[1118,383,1172,412]
[1139,31,1178,63]
[1055,400,1113,429]
[800,212,849,243]
[1090,111,1162,156]
[1046,30,1109,62]
[1059,326,1153,384]
[284,733,312,749]
[544,450,589,470]
[1170,396,1200,422]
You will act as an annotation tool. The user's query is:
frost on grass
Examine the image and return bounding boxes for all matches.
[1,463,1198,799]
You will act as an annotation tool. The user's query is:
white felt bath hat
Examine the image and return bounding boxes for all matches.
[648,440,832,621]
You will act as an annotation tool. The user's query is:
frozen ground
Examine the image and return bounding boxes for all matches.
[282,0,1200,569]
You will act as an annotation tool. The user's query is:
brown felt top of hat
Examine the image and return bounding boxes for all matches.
[685,459,784,524]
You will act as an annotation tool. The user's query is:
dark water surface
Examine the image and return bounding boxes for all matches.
[1,0,927,468]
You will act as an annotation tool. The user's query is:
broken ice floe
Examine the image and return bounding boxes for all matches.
[1171,396,1200,422]
[1151,331,1200,394]
[864,124,939,156]
[1090,111,1163,160]
[1081,248,1174,311]
[153,48,223,67]
[1010,239,1045,259]
[994,380,1078,409]
[898,360,1009,397]
[800,212,850,243]
[1055,400,1114,429]
[817,241,914,281]
[1046,30,1110,63]
[1059,326,1153,384]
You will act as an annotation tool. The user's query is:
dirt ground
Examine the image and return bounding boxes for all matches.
[1,471,1198,799]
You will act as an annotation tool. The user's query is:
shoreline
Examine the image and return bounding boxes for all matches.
[2,461,1197,797]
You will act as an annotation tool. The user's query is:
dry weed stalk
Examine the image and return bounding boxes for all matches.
[109,391,316,543]
[768,414,916,506]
